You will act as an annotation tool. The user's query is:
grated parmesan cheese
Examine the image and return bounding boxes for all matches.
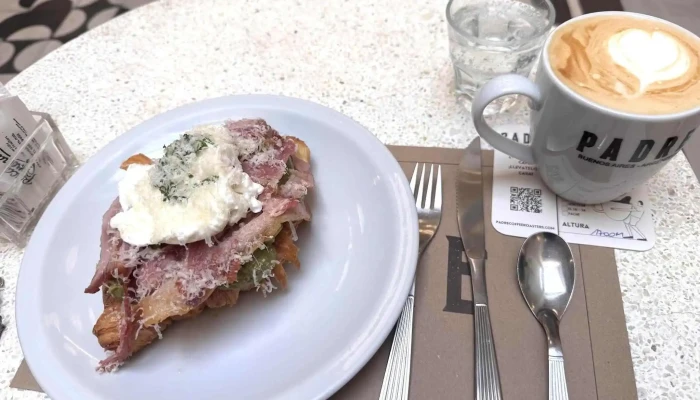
[153,323,164,339]
[288,221,298,242]
[254,267,277,297]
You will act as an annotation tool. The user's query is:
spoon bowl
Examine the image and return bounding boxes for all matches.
[517,231,575,400]
[517,232,575,320]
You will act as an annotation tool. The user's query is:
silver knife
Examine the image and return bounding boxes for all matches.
[456,137,503,400]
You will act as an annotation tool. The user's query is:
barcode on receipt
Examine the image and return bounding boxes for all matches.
[510,186,542,213]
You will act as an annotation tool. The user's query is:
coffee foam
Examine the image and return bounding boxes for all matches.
[548,15,700,115]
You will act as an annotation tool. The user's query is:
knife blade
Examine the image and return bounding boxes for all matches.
[457,139,486,262]
[456,137,503,400]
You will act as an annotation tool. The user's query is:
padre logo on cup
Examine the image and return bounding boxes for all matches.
[574,128,696,168]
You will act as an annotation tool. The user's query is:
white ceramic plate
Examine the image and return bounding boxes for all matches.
[16,95,418,400]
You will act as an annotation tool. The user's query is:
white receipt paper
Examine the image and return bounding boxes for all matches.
[491,126,655,252]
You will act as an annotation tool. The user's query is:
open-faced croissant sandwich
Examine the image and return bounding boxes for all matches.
[84,119,314,372]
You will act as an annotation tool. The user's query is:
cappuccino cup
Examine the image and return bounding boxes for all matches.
[472,11,700,204]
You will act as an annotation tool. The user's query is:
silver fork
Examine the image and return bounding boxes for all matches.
[379,163,443,400]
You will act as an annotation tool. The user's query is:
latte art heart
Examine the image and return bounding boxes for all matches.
[548,15,700,115]
[608,29,690,96]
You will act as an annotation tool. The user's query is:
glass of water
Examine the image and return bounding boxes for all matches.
[447,0,555,115]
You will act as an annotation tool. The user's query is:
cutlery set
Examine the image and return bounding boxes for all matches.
[381,138,576,400]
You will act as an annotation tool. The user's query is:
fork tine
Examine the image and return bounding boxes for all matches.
[425,164,434,210]
[434,165,442,210]
[409,163,419,199]
[416,163,426,208]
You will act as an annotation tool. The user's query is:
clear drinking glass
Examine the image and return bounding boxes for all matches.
[447,0,555,115]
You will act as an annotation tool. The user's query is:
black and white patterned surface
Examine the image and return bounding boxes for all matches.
[0,0,154,83]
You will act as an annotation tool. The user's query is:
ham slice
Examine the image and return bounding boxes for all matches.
[85,201,163,294]
[85,199,126,294]
[225,118,272,142]
[97,288,136,372]
[227,119,298,187]
[133,245,186,297]
[90,119,313,370]
[136,197,306,326]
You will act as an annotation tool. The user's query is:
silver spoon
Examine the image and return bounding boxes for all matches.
[517,232,575,400]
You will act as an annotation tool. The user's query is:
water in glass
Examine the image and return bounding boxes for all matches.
[448,0,553,114]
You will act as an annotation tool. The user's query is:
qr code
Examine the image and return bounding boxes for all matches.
[510,187,542,213]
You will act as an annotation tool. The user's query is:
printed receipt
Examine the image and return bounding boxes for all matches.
[491,125,655,252]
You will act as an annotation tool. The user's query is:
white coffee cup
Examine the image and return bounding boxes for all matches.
[471,11,700,204]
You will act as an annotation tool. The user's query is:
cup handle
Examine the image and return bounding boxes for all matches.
[471,74,543,164]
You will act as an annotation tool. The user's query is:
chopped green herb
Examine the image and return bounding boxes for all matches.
[105,281,124,300]
[200,175,219,185]
[220,248,277,291]
[192,137,212,154]
[150,133,216,202]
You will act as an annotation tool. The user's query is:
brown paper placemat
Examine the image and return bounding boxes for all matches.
[11,146,638,400]
[333,146,637,400]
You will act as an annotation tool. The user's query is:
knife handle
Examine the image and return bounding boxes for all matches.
[469,257,503,400]
[474,304,503,400]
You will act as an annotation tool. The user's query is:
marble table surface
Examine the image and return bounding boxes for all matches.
[1,0,699,399]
